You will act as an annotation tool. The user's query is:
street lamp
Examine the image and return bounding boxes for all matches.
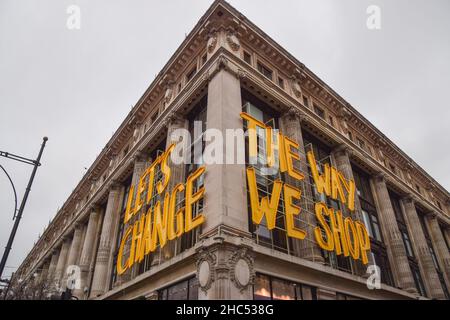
[0,137,48,279]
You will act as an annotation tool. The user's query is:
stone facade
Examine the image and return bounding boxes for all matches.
[6,0,450,301]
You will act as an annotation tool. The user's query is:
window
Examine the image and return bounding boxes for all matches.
[347,131,353,141]
[242,92,289,254]
[158,277,198,300]
[122,145,129,157]
[150,112,158,125]
[278,77,285,89]
[336,293,364,300]
[243,51,252,65]
[353,167,394,286]
[186,66,197,82]
[389,163,397,175]
[302,96,309,108]
[257,61,273,80]
[253,274,317,300]
[201,53,207,66]
[304,132,354,274]
[418,210,450,298]
[313,104,325,119]
[415,184,421,194]
[328,116,334,127]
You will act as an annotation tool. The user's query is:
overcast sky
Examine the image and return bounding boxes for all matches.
[0,0,449,281]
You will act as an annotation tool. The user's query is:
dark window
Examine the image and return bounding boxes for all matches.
[336,292,364,300]
[303,96,309,108]
[328,116,334,127]
[186,66,197,82]
[418,210,450,298]
[243,51,252,65]
[201,54,207,66]
[353,167,394,286]
[415,184,421,194]
[304,132,354,274]
[278,77,285,89]
[348,131,353,141]
[257,61,273,80]
[313,104,325,119]
[158,277,198,300]
[253,274,317,300]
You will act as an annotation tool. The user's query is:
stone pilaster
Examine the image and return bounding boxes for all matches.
[52,238,71,293]
[162,114,189,261]
[372,175,417,293]
[61,225,84,291]
[202,68,249,235]
[425,214,450,289]
[280,108,323,262]
[197,244,254,300]
[46,250,59,284]
[120,153,148,284]
[90,183,124,298]
[401,197,446,299]
[72,208,102,299]
[332,145,375,271]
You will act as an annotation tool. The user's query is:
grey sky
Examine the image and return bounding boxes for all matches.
[0,0,449,280]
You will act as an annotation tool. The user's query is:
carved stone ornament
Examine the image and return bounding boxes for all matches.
[163,85,173,104]
[226,30,240,52]
[196,248,217,294]
[207,31,218,54]
[228,247,255,293]
[292,80,302,98]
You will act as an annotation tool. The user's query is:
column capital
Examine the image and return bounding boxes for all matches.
[373,172,386,183]
[88,203,101,213]
[132,150,147,163]
[426,211,438,219]
[333,143,352,158]
[402,194,415,204]
[107,180,122,192]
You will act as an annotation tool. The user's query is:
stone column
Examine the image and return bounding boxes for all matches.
[90,183,124,298]
[401,196,446,299]
[162,114,189,261]
[280,108,323,262]
[202,67,249,236]
[52,238,71,293]
[72,207,102,299]
[45,250,59,284]
[120,154,147,283]
[425,214,450,288]
[332,145,375,272]
[372,175,417,292]
[445,228,450,252]
[61,225,84,291]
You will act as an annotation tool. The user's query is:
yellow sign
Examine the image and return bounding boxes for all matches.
[116,145,206,275]
[241,112,371,264]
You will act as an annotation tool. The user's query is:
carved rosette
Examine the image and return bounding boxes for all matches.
[226,30,241,52]
[228,248,255,293]
[196,248,217,294]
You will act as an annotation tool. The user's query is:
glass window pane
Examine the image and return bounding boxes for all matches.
[272,278,295,300]
[254,275,271,300]
[188,278,199,300]
[167,280,188,300]
[300,285,314,300]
